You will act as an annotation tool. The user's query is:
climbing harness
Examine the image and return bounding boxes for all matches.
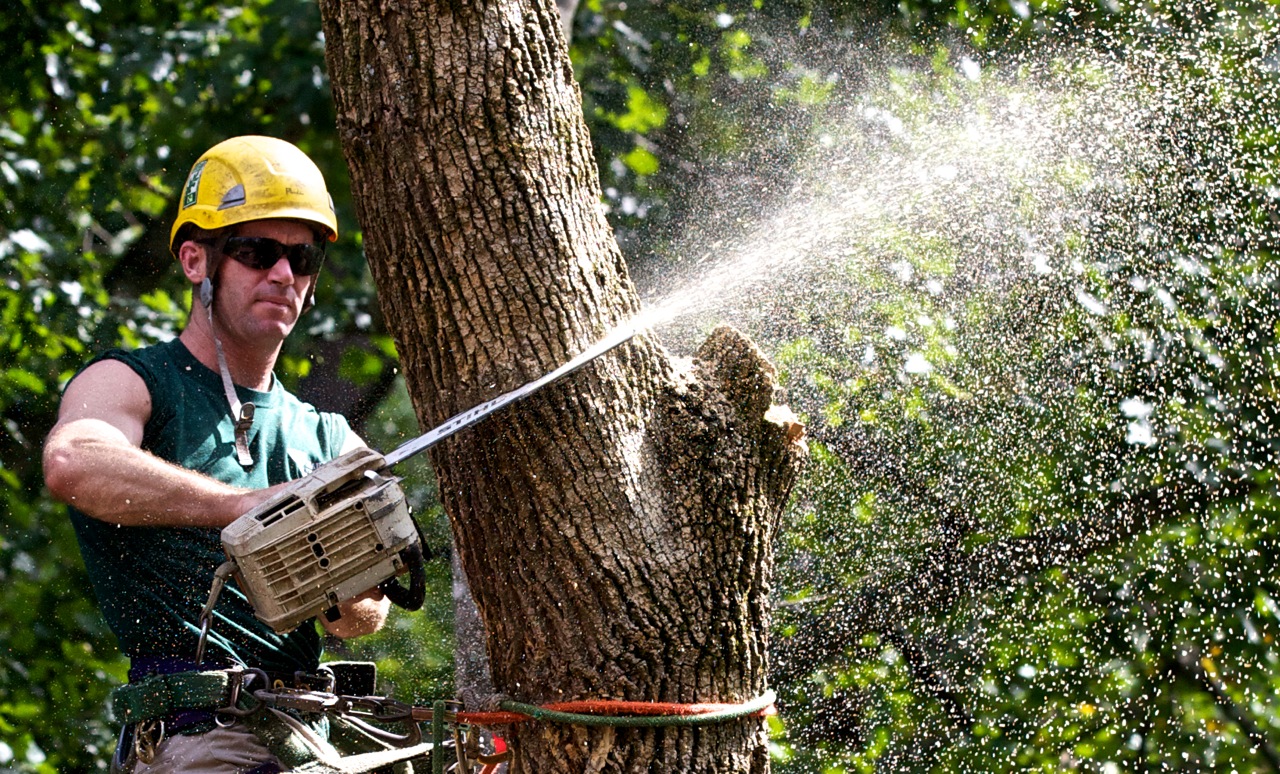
[111,663,775,773]
[110,666,439,774]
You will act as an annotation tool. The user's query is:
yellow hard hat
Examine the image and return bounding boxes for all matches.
[169,135,338,255]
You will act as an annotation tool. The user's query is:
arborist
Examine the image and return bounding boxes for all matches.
[43,136,400,772]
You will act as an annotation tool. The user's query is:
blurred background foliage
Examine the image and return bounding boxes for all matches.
[1,0,1277,771]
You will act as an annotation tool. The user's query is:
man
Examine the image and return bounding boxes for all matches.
[43,136,390,772]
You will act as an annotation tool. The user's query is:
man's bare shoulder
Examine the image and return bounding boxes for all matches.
[44,357,155,499]
[57,357,152,426]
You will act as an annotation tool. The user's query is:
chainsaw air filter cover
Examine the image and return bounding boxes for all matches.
[222,447,417,633]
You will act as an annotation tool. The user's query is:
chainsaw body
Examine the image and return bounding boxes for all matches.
[221,447,419,633]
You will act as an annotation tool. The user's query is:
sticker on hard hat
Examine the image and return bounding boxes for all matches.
[183,159,208,209]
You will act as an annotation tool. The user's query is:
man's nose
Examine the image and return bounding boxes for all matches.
[266,256,295,283]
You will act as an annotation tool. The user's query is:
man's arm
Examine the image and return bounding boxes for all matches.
[48,359,391,634]
[43,359,273,528]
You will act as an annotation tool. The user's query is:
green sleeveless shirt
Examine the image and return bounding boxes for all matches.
[68,339,352,674]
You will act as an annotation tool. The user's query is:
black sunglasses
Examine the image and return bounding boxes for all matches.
[204,236,327,276]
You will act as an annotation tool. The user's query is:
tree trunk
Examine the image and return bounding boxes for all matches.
[318,1,806,770]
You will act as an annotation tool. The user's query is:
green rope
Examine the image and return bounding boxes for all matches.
[432,700,446,774]
[495,690,776,729]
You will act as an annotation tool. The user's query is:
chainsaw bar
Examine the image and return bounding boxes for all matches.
[217,324,637,636]
[383,325,637,468]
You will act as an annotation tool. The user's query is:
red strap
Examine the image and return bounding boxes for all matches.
[456,698,777,726]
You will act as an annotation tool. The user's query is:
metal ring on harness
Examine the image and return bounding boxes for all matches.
[215,667,270,724]
[133,719,165,765]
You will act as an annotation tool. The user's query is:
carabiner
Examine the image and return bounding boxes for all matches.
[133,719,165,765]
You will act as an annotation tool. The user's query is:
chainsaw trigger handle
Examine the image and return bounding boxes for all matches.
[379,543,427,612]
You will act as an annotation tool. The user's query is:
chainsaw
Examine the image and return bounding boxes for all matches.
[216,325,637,635]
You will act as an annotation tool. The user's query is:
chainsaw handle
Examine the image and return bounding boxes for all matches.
[379,543,426,612]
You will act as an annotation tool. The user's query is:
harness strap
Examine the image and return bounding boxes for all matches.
[111,669,434,773]
[242,706,433,773]
[244,707,329,769]
[200,276,255,467]
[112,670,233,726]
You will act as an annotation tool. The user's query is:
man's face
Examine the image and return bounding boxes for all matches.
[208,219,318,346]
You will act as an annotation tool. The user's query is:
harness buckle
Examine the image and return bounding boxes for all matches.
[215,667,270,726]
[233,403,255,467]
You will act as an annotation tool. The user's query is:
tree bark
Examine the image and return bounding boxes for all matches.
[318,0,806,770]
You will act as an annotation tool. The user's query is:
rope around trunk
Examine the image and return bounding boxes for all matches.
[455,690,777,728]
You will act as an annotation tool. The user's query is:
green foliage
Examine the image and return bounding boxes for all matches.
[760,3,1280,769]
[5,0,1278,770]
[568,0,1131,263]
[572,0,824,251]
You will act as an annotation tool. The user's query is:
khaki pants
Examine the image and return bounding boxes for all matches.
[132,709,339,773]
[133,722,278,773]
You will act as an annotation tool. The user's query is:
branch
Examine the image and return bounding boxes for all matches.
[882,626,971,728]
[774,480,1214,684]
[1170,648,1280,772]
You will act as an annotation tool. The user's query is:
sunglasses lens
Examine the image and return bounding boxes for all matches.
[223,237,325,275]
[287,243,326,275]
[223,238,277,270]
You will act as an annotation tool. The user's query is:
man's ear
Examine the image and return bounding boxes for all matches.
[177,241,209,284]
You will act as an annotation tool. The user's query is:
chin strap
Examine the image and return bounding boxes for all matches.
[201,278,256,468]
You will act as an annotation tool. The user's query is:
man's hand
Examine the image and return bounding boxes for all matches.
[232,481,297,520]
[321,587,391,639]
